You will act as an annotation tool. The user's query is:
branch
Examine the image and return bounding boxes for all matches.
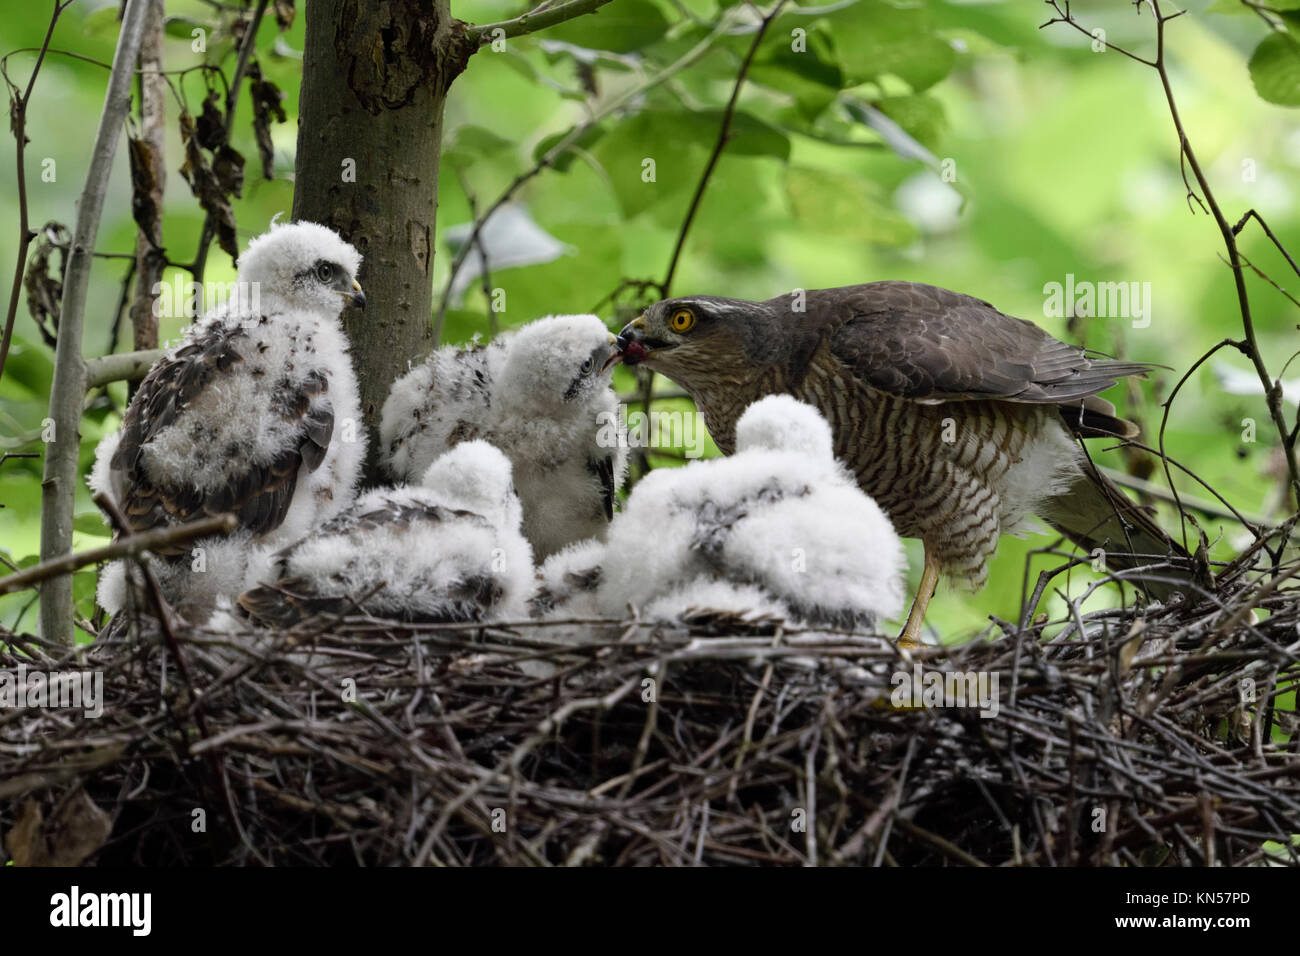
[3,514,237,597]
[1043,0,1300,512]
[662,0,787,296]
[84,348,164,388]
[0,0,74,384]
[190,0,269,284]
[129,0,167,361]
[466,0,615,43]
[38,0,152,645]
[1233,209,1300,281]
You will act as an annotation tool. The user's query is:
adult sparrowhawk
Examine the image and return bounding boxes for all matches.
[617,281,1202,646]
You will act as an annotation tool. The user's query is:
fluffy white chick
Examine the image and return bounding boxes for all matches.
[238,441,533,627]
[381,314,626,561]
[530,538,607,621]
[87,220,367,623]
[599,395,905,631]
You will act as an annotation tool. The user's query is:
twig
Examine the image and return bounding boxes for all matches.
[662,0,787,295]
[190,0,269,284]
[129,0,167,360]
[466,0,616,43]
[1043,0,1300,509]
[84,348,164,388]
[0,0,75,384]
[4,514,237,597]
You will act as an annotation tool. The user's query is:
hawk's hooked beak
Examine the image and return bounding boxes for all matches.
[616,315,656,366]
[348,278,366,310]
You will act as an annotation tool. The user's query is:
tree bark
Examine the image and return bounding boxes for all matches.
[292,0,472,482]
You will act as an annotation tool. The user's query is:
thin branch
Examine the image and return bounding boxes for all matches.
[85,348,164,388]
[38,0,152,646]
[662,0,787,296]
[130,0,167,362]
[0,0,74,384]
[191,0,269,284]
[466,0,616,43]
[1044,0,1300,510]
[1233,209,1300,281]
[3,514,237,597]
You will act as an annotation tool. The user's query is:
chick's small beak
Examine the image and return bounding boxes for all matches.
[348,278,366,310]
[599,331,622,374]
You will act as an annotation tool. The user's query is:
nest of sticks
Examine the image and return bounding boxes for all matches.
[2,538,1299,867]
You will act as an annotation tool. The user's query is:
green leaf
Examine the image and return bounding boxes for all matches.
[1205,0,1251,13]
[533,124,607,172]
[685,111,790,160]
[823,0,956,92]
[542,0,670,54]
[73,513,112,538]
[1249,32,1300,106]
[785,166,916,246]
[447,125,515,156]
[592,109,788,218]
[0,335,55,400]
[750,25,844,119]
[874,94,948,153]
[163,15,212,39]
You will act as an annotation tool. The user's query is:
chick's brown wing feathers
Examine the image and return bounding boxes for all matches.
[109,324,333,550]
[778,282,1154,410]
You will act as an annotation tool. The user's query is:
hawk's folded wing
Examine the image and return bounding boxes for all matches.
[787,282,1154,407]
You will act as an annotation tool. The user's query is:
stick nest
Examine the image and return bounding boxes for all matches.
[3,555,1299,867]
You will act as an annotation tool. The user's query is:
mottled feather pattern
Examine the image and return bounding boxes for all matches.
[239,444,533,628]
[88,221,367,621]
[381,315,627,561]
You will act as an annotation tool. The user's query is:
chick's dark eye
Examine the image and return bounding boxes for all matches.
[581,357,595,374]
[315,262,333,282]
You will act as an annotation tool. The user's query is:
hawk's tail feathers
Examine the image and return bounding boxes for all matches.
[1039,460,1209,602]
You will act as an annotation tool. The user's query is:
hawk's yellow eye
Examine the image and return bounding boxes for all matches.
[669,308,696,333]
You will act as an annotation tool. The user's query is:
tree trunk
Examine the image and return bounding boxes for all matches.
[292,0,472,482]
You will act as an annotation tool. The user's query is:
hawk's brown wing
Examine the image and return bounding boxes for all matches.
[109,324,333,550]
[783,282,1153,408]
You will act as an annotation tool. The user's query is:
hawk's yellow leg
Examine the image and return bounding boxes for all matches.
[897,547,941,649]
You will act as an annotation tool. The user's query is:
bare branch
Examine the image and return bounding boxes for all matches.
[1043,0,1300,512]
[3,514,237,597]
[466,0,616,44]
[38,0,153,645]
[0,0,75,384]
[84,348,164,388]
[190,0,270,283]
[663,0,787,296]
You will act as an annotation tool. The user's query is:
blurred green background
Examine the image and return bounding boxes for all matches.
[1,0,1297,642]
